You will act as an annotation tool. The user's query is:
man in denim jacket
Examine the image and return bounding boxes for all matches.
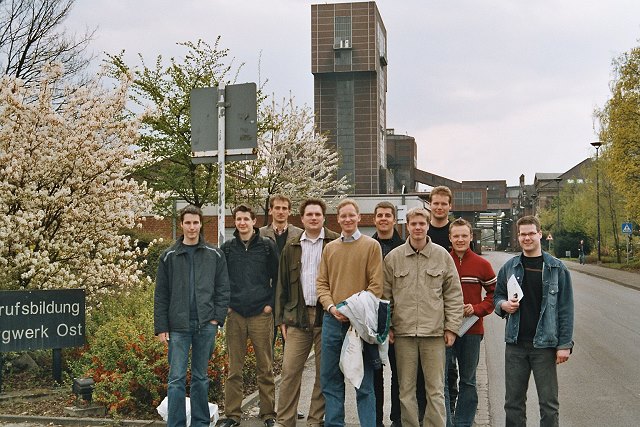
[494,215,574,427]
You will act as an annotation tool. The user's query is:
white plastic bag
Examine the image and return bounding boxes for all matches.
[339,326,364,388]
[156,396,219,427]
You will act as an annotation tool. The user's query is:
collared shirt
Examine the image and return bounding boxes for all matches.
[300,228,325,306]
[272,223,288,236]
[341,228,362,242]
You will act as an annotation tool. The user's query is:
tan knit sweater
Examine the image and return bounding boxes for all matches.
[316,234,383,310]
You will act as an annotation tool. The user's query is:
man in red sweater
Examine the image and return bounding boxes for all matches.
[446,218,496,427]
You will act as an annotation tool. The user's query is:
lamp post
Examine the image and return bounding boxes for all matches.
[554,177,562,232]
[591,141,603,263]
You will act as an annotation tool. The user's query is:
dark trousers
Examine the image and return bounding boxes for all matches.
[504,343,559,427]
[374,343,402,425]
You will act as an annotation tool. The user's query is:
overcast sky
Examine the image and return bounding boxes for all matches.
[67,0,640,187]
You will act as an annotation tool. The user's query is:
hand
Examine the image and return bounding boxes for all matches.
[263,305,273,314]
[156,332,169,345]
[463,304,475,317]
[280,324,288,341]
[330,306,349,323]
[444,330,456,347]
[388,329,395,344]
[556,349,571,364]
[500,298,520,314]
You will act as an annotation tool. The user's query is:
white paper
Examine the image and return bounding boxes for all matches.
[507,274,523,302]
[457,315,479,337]
[156,396,219,427]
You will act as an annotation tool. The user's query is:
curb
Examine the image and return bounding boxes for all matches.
[0,414,165,426]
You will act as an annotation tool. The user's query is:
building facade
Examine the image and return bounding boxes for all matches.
[311,2,389,194]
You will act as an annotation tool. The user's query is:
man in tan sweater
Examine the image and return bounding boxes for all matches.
[316,198,383,427]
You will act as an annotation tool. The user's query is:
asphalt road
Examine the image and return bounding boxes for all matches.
[482,251,640,427]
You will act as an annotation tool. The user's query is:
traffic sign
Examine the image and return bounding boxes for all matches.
[396,204,407,224]
[190,83,258,163]
[546,234,553,240]
[622,222,633,235]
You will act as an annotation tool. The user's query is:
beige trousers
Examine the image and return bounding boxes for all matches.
[276,306,324,427]
[224,310,275,422]
[395,336,446,427]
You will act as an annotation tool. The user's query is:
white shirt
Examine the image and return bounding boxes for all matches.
[300,228,325,306]
[341,229,362,242]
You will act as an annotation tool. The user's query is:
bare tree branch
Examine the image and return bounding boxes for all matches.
[0,0,95,85]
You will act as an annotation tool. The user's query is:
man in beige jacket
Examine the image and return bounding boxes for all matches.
[383,207,463,427]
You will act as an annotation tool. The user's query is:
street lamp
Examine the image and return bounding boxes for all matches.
[591,141,603,263]
[554,177,562,232]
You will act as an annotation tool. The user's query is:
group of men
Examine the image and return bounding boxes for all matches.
[154,186,574,427]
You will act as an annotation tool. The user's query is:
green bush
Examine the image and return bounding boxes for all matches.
[70,286,167,415]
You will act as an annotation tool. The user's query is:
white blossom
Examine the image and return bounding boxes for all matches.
[0,67,163,307]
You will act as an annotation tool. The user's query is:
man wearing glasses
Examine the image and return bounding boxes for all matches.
[494,215,574,426]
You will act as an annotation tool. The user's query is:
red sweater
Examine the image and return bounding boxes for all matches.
[450,249,496,335]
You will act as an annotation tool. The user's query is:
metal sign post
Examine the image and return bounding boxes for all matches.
[217,84,226,245]
[622,222,633,264]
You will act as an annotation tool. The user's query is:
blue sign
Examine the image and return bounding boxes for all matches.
[622,222,633,235]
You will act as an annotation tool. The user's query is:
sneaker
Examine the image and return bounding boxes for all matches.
[217,419,240,427]
[264,418,276,427]
[297,411,305,419]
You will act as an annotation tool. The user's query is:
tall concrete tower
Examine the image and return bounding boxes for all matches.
[311,2,389,194]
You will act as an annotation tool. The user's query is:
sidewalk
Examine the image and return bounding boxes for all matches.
[564,259,640,291]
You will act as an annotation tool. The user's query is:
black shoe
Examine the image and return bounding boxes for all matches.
[217,419,240,427]
[297,411,305,419]
[264,418,276,427]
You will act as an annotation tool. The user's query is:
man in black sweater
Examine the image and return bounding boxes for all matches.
[371,201,405,427]
[427,186,457,425]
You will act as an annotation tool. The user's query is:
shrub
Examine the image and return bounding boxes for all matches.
[70,286,167,415]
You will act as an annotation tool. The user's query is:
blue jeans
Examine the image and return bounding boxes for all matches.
[504,342,559,427]
[320,313,376,427]
[445,334,482,427]
[167,320,217,427]
[444,348,454,427]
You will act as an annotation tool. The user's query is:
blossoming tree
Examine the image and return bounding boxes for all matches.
[0,65,160,306]
[229,95,350,216]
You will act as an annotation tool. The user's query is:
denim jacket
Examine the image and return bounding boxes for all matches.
[494,252,574,349]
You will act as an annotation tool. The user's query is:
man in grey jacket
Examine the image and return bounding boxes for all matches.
[154,205,229,427]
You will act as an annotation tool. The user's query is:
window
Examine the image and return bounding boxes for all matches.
[334,16,351,48]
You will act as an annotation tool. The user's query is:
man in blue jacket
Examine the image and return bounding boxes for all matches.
[154,205,230,427]
[494,215,574,427]
[219,204,279,427]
